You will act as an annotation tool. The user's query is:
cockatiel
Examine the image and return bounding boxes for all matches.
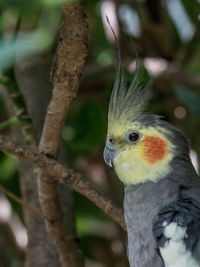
[103,60,200,267]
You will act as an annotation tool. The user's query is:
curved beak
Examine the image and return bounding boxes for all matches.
[103,144,119,168]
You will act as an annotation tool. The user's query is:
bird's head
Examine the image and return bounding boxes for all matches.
[104,62,189,185]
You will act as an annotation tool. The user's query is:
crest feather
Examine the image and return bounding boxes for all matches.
[106,16,152,129]
[108,57,152,128]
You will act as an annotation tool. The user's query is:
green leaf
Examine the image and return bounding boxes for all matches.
[173,86,200,116]
[0,152,18,181]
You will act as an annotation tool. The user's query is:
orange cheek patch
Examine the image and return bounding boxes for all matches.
[142,136,168,164]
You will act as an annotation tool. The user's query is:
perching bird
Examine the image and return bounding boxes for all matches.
[103,60,200,267]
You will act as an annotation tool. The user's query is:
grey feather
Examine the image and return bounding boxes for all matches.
[124,138,200,266]
[104,31,200,266]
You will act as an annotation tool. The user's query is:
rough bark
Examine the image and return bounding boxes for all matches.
[38,3,88,267]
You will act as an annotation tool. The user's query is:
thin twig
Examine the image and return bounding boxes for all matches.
[0,74,36,145]
[60,170,126,231]
[0,117,19,130]
[0,134,126,231]
[0,184,44,220]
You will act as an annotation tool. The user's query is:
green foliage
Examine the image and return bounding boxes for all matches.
[0,0,72,13]
[182,0,199,23]
[75,193,109,223]
[0,0,62,71]
[63,98,107,151]
[1,0,41,14]
[0,91,5,112]
[173,86,200,116]
[43,0,73,6]
[0,151,22,219]
[79,234,109,260]
[97,48,113,65]
[0,117,19,130]
[0,151,18,181]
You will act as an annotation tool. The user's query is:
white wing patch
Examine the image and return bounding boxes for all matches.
[160,222,200,267]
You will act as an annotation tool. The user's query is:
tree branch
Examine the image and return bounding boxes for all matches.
[0,134,126,231]
[38,3,88,266]
[0,17,60,267]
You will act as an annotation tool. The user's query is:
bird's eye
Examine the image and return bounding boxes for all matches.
[127,131,140,143]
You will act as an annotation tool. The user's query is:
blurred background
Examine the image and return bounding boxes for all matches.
[0,0,200,266]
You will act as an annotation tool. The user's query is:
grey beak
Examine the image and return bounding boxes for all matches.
[103,145,119,168]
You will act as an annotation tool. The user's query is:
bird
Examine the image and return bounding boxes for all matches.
[103,59,200,267]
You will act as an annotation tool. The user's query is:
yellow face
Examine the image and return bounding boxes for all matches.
[106,121,174,185]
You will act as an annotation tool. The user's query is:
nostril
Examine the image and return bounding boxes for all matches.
[108,136,114,145]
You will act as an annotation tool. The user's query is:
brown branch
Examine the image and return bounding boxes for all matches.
[0,134,126,231]
[40,3,88,155]
[61,170,126,231]
[0,184,44,220]
[1,64,60,267]
[38,3,88,267]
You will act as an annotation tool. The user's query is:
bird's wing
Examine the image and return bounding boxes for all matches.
[153,185,200,267]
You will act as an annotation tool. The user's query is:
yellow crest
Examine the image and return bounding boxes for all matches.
[108,60,152,132]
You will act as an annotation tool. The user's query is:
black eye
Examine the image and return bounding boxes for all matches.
[128,132,140,142]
